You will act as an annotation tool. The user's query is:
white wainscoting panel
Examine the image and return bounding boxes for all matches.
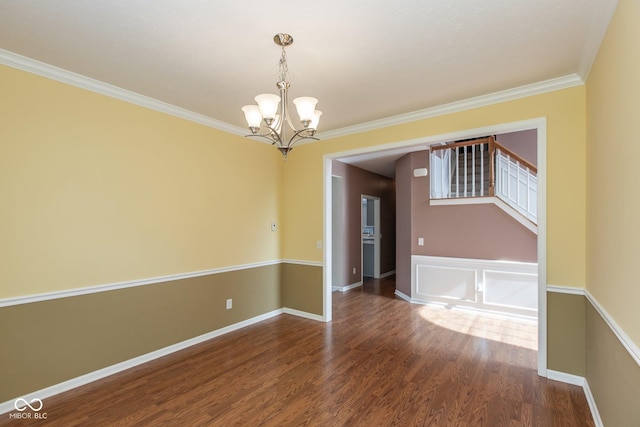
[412,256,538,318]
[415,265,477,302]
[484,270,537,310]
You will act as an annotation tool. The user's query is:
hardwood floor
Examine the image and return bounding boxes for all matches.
[1,276,594,426]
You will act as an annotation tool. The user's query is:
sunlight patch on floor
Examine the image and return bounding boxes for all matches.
[417,305,538,351]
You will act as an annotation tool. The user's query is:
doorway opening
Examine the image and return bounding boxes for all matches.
[361,195,380,280]
[323,118,547,376]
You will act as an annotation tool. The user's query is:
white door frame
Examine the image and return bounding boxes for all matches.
[323,117,547,377]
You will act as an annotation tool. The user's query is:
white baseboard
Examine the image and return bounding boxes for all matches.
[282,308,324,322]
[546,370,602,427]
[0,309,283,415]
[582,378,604,427]
[380,270,396,279]
[546,369,584,386]
[394,289,412,302]
[332,281,362,292]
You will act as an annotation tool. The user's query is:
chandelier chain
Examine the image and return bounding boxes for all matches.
[278,46,288,82]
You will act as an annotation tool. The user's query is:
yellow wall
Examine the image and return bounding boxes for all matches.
[282,87,587,289]
[586,0,640,347]
[0,65,283,298]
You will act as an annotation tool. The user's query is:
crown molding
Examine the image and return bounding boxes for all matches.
[0,49,246,137]
[319,74,584,140]
[1,48,585,142]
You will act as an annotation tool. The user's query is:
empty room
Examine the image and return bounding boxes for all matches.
[1,1,639,425]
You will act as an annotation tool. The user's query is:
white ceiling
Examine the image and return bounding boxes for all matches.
[0,0,617,174]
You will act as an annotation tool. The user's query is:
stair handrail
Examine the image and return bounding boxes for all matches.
[430,136,493,152]
[493,141,537,173]
[431,136,494,196]
[431,137,535,172]
[430,136,537,200]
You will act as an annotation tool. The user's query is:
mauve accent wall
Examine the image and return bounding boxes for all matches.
[395,154,413,296]
[395,150,537,291]
[332,161,396,286]
[413,150,536,260]
[496,129,538,166]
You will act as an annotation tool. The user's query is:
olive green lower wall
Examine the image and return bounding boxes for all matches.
[548,290,640,425]
[0,264,281,403]
[281,263,323,316]
[586,301,640,426]
[547,292,586,376]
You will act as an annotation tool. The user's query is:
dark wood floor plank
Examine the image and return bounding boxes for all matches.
[0,276,594,426]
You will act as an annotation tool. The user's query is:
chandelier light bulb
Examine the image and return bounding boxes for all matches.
[241,105,263,130]
[293,97,318,124]
[255,94,281,122]
[309,110,322,130]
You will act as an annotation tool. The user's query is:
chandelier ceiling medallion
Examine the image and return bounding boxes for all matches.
[242,33,322,158]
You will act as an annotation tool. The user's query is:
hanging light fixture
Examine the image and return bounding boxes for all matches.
[242,33,322,158]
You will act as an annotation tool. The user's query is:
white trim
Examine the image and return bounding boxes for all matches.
[585,289,640,367]
[0,48,584,149]
[536,120,548,377]
[332,281,363,292]
[0,308,283,415]
[380,270,396,279]
[0,49,246,137]
[282,308,324,322]
[411,254,538,270]
[319,76,581,139]
[546,369,585,386]
[545,371,602,426]
[323,157,333,323]
[430,196,537,234]
[546,285,585,295]
[0,259,322,308]
[394,289,412,302]
[546,285,640,367]
[280,259,324,267]
[583,379,605,427]
[323,117,548,375]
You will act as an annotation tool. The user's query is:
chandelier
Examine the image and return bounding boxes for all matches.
[242,33,322,158]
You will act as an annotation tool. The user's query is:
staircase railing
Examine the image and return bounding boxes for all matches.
[430,136,538,223]
[430,136,495,198]
[494,144,537,223]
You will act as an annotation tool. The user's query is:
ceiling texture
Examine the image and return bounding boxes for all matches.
[0,0,617,175]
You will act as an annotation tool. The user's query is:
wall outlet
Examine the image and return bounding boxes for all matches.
[317,240,322,249]
[418,237,424,246]
[353,267,356,274]
[271,222,277,231]
[226,299,232,309]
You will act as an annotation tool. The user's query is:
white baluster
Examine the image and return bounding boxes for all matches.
[441,151,445,198]
[472,144,476,196]
[464,146,468,197]
[480,143,484,196]
[455,146,459,197]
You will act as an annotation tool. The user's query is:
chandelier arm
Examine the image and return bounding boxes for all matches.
[244,124,283,146]
[286,129,319,147]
